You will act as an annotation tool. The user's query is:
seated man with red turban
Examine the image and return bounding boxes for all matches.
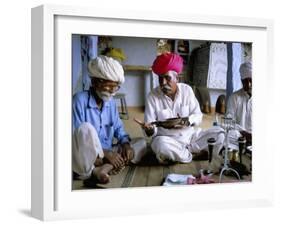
[136,53,225,164]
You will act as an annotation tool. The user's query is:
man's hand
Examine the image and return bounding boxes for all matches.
[134,118,155,136]
[168,116,190,129]
[104,151,125,169]
[168,114,190,129]
[119,143,134,164]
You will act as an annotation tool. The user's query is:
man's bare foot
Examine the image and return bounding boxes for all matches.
[92,164,113,184]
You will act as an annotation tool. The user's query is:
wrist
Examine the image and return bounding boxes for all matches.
[145,126,155,136]
[103,150,111,158]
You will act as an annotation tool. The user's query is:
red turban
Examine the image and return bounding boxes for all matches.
[152,53,183,75]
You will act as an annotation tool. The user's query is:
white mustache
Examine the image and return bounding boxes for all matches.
[100,91,111,97]
[161,85,172,92]
[100,91,116,97]
[96,91,116,101]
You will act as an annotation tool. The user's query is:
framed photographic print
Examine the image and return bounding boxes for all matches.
[31,4,274,221]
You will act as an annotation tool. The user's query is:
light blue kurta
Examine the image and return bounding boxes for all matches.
[73,91,130,150]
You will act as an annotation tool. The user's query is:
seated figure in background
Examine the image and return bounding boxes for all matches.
[226,62,252,149]
[72,56,147,184]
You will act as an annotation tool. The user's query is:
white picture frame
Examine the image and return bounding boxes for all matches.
[31,4,274,221]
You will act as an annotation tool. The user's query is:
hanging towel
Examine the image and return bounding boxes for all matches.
[207,43,228,89]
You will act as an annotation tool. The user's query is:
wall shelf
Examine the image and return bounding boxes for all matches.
[123,65,151,72]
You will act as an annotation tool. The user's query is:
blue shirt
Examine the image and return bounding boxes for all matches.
[73,91,130,150]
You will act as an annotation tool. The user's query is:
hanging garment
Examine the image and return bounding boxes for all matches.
[207,43,228,89]
[80,36,98,90]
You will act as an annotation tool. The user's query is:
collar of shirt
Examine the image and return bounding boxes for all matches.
[87,91,110,109]
[241,89,252,100]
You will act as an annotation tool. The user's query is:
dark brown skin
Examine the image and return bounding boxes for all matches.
[118,143,134,164]
[90,77,120,108]
[103,143,134,168]
[241,77,252,97]
[103,150,125,169]
[240,77,252,144]
[240,130,252,145]
[158,72,179,101]
[134,118,155,137]
[92,164,113,184]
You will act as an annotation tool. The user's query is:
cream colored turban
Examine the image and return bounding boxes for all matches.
[88,56,125,84]
[239,62,252,80]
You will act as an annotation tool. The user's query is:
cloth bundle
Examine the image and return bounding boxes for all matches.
[163,172,215,186]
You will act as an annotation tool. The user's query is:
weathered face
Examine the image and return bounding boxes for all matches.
[158,71,178,96]
[241,77,252,95]
[92,78,120,94]
[91,78,120,102]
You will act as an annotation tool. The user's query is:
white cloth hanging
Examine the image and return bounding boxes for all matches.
[207,43,228,89]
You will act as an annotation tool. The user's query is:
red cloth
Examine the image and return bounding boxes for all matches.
[152,53,183,75]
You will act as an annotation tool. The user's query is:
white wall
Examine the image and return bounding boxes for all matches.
[1,0,280,226]
[112,37,156,66]
[117,71,146,107]
[112,37,157,107]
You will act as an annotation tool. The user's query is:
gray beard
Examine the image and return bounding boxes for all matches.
[96,91,112,102]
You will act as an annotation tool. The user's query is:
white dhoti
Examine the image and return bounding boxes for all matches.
[73,122,147,179]
[151,136,193,163]
[227,129,243,150]
[151,126,225,163]
[188,126,225,154]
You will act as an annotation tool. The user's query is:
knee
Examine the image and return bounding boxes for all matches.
[78,122,95,133]
[131,137,147,154]
[151,136,166,153]
[73,122,103,158]
[151,136,174,160]
[76,122,98,138]
[216,132,225,144]
[137,138,147,149]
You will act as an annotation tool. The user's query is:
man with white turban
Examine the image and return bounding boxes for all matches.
[135,53,225,164]
[72,56,146,184]
[226,62,252,148]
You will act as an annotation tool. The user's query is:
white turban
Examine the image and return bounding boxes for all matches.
[88,56,125,84]
[239,62,252,80]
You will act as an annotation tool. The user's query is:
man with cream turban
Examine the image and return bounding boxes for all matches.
[226,62,252,149]
[135,53,225,164]
[72,56,146,184]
